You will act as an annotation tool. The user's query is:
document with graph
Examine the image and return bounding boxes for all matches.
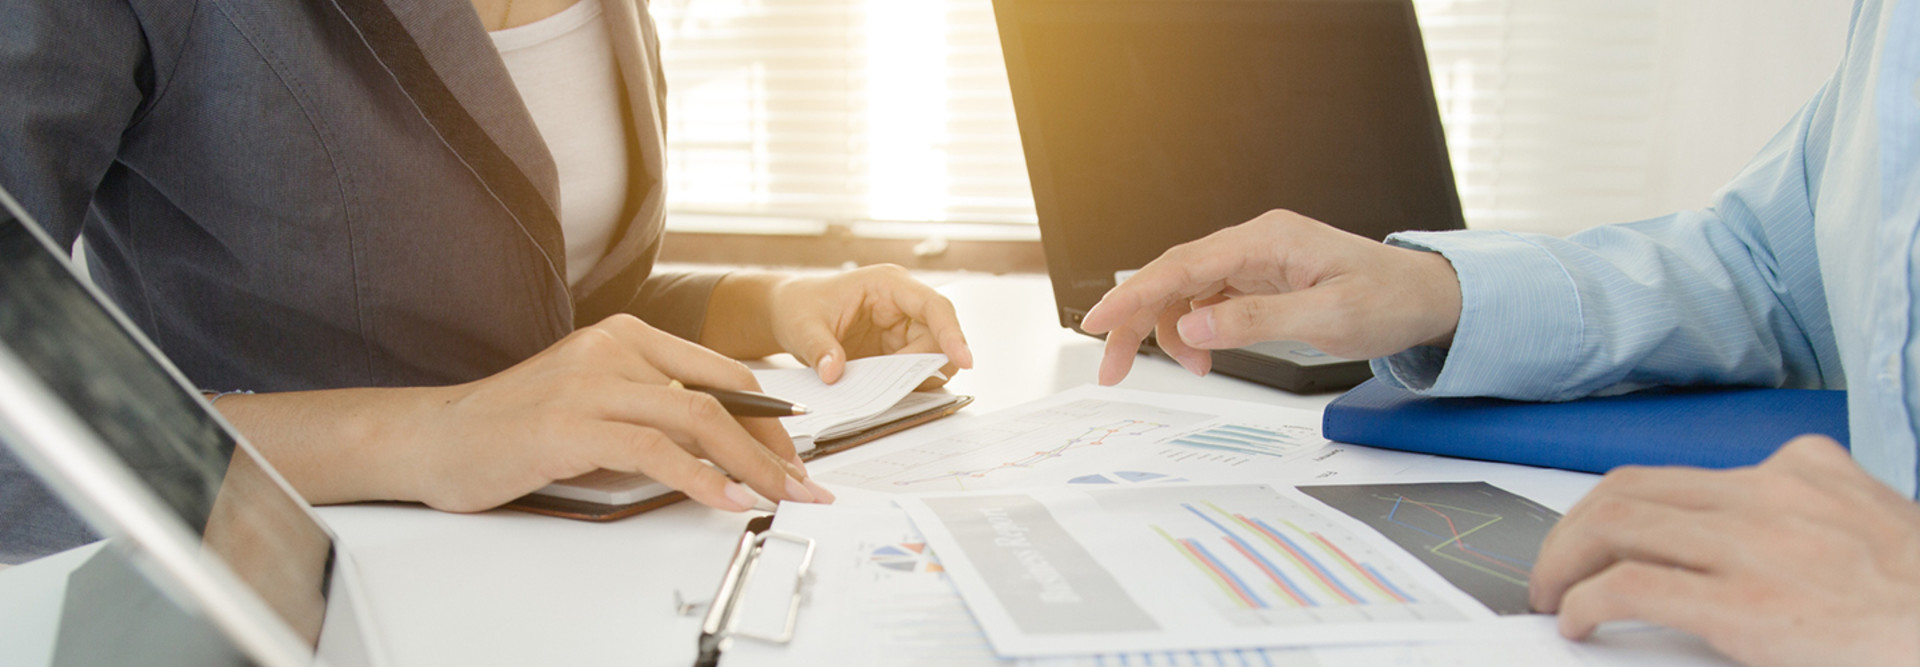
[895,481,1563,656]
[810,385,1431,495]
[721,498,1614,667]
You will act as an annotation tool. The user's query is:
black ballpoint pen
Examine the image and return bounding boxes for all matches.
[674,381,810,418]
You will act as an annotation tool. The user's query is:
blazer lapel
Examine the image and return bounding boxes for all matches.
[326,0,573,319]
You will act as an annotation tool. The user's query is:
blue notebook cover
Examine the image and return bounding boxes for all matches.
[1321,378,1849,474]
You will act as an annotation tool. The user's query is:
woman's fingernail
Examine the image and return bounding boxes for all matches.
[1178,309,1216,345]
[783,476,818,504]
[723,482,756,511]
[1176,355,1205,377]
[803,479,837,504]
[783,459,810,481]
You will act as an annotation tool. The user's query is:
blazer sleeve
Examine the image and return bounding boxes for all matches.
[630,269,725,343]
[0,1,157,563]
[0,0,153,244]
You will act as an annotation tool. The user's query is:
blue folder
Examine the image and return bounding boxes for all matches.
[1321,378,1849,474]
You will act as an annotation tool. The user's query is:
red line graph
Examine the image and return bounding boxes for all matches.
[1401,498,1530,580]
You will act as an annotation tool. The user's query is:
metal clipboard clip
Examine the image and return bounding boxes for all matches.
[693,515,817,667]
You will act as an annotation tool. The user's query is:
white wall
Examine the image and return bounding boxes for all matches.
[1601,0,1852,231]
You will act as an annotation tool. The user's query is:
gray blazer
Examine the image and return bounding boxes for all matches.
[0,0,718,393]
[0,0,720,561]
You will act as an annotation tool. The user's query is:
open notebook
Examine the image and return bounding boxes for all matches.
[504,354,969,521]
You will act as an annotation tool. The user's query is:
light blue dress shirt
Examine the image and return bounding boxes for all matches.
[1371,0,1920,499]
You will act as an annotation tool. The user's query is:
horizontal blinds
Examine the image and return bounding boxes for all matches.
[1417,0,1660,232]
[650,0,1034,226]
[651,0,1659,233]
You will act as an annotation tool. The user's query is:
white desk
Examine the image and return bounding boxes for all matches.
[315,274,1616,666]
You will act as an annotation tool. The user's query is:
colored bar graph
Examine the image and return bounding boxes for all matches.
[1159,498,1431,614]
[1294,524,1415,603]
[1156,526,1265,609]
[1167,424,1310,458]
[1221,536,1312,607]
[1226,510,1364,605]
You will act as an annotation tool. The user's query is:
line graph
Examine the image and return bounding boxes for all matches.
[889,419,1171,486]
[815,399,1216,491]
[1386,495,1531,586]
[1298,482,1561,615]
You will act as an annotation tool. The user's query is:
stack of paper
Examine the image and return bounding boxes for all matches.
[714,385,1741,667]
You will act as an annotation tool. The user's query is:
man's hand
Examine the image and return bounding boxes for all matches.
[1531,437,1920,666]
[224,315,832,513]
[1079,210,1462,385]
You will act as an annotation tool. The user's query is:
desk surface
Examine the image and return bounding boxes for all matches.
[314,274,1612,666]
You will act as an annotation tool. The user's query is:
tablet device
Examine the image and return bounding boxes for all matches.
[0,186,386,666]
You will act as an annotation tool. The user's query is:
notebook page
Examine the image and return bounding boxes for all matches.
[753,354,949,444]
[531,354,949,504]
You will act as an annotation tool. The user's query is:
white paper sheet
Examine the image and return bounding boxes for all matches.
[720,501,1737,667]
[810,385,1430,494]
[897,483,1531,656]
[726,385,1740,665]
[754,353,951,447]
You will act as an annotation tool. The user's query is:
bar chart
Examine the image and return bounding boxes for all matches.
[1093,484,1467,626]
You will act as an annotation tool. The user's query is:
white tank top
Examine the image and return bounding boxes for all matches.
[491,0,630,287]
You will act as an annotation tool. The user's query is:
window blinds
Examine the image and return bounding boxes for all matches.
[649,0,1661,235]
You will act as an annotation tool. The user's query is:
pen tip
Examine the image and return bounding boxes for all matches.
[791,404,811,416]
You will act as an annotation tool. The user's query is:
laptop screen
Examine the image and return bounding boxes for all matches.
[0,206,334,648]
[997,0,1466,327]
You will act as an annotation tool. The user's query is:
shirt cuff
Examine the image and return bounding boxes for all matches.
[1372,230,1586,400]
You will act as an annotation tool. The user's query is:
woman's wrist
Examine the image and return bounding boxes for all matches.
[213,386,449,506]
[700,271,790,358]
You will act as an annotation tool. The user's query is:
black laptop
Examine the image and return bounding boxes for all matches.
[994,0,1466,393]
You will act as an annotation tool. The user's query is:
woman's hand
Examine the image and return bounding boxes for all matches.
[702,265,974,386]
[220,314,832,513]
[1531,437,1920,666]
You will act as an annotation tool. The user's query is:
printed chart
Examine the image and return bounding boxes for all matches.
[1297,482,1561,615]
[814,386,1334,494]
[869,542,944,574]
[1067,471,1186,485]
[1093,484,1465,626]
[901,484,1490,656]
[818,399,1213,491]
[1166,423,1320,459]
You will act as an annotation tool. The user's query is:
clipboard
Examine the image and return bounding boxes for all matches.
[694,515,817,667]
[504,395,974,521]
